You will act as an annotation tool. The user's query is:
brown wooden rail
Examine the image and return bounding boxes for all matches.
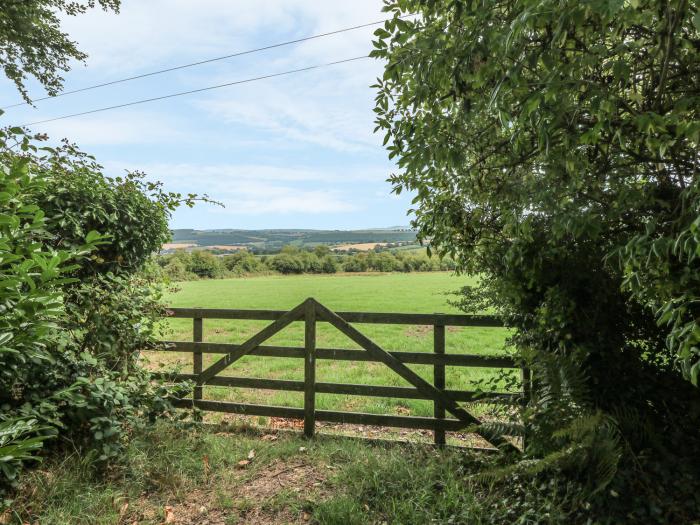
[153,301,528,449]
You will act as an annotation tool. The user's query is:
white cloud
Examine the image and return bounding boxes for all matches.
[4,1,406,228]
[193,56,384,152]
[61,0,384,75]
[30,110,187,146]
[215,185,358,215]
[98,160,380,216]
[26,1,388,153]
[113,162,387,186]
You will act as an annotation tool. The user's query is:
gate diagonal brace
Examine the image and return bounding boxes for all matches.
[198,301,307,383]
[313,300,516,451]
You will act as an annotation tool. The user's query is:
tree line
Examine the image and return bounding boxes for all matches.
[156,245,456,280]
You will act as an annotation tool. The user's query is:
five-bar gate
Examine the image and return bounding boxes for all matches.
[155,298,528,450]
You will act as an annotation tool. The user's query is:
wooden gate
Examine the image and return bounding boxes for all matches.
[156,298,528,450]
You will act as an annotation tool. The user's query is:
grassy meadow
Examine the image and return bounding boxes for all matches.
[14,422,540,525]
[150,272,517,422]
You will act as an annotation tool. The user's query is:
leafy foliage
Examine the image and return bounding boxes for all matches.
[0,127,99,493]
[0,0,121,103]
[0,419,48,487]
[373,0,700,521]
[0,128,190,499]
[621,182,700,384]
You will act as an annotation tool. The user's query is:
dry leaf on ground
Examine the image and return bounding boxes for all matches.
[163,505,175,524]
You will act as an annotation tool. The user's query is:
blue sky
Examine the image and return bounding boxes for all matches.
[0,1,414,230]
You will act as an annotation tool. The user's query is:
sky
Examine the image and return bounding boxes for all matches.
[0,1,413,230]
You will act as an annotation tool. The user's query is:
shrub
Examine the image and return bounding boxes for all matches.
[343,253,369,272]
[159,246,454,280]
[32,152,170,276]
[186,250,225,279]
[162,258,191,282]
[0,129,191,498]
[321,255,338,273]
[268,252,305,274]
[0,129,99,492]
[222,251,265,274]
[373,1,700,520]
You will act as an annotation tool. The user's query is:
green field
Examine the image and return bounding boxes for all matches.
[152,272,515,421]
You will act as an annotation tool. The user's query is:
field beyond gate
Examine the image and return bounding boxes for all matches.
[153,297,528,449]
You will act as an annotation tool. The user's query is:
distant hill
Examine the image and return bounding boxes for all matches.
[168,228,418,251]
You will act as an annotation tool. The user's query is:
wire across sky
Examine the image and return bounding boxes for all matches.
[4,16,405,111]
[20,56,370,127]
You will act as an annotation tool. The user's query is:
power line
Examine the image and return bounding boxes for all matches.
[22,55,369,127]
[3,17,400,110]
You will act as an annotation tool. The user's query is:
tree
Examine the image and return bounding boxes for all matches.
[0,1,120,103]
[187,250,226,279]
[313,244,331,258]
[321,255,338,273]
[373,0,700,520]
[269,253,305,274]
[223,250,265,274]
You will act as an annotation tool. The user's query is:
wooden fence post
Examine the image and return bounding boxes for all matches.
[520,366,531,450]
[193,317,203,401]
[304,300,317,438]
[521,367,531,402]
[433,324,446,446]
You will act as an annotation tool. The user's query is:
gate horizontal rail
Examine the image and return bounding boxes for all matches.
[154,301,528,449]
[159,341,517,368]
[165,307,503,327]
[169,398,472,431]
[154,372,519,403]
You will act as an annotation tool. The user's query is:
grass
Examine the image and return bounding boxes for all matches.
[11,422,561,525]
[150,272,517,423]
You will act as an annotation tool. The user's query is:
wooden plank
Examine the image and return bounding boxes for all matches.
[167,374,304,391]
[316,409,468,431]
[171,398,305,419]
[156,373,519,403]
[314,300,515,451]
[434,324,446,446]
[520,366,531,451]
[521,367,531,402]
[335,312,503,327]
[165,308,287,321]
[159,341,518,368]
[170,399,471,432]
[304,299,316,438]
[161,341,306,358]
[193,317,203,401]
[165,307,502,327]
[198,301,305,382]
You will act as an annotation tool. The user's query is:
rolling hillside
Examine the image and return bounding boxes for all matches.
[169,227,418,250]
